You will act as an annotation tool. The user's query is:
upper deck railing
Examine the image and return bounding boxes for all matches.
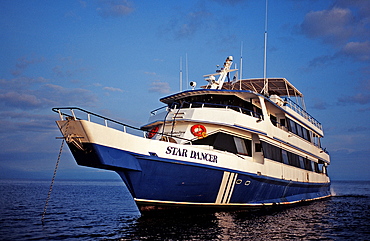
[284,98,322,130]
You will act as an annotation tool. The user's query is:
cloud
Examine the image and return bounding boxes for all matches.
[337,79,370,105]
[299,1,370,68]
[177,10,212,38]
[347,126,369,132]
[338,93,370,105]
[0,76,48,90]
[163,4,213,39]
[307,55,334,68]
[338,41,370,62]
[41,84,98,107]
[52,57,89,78]
[11,56,45,76]
[79,0,87,8]
[312,100,328,110]
[300,7,354,45]
[306,41,370,66]
[97,0,134,18]
[0,83,98,111]
[149,80,171,94]
[103,86,124,92]
[0,111,56,133]
[0,91,42,109]
[144,71,157,76]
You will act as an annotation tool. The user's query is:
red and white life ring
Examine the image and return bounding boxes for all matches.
[191,124,207,138]
[147,126,159,139]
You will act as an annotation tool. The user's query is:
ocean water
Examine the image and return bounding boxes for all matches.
[0,179,369,240]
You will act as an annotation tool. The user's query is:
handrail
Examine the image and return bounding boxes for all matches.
[52,107,193,143]
[284,98,322,130]
[52,107,142,131]
[150,106,167,116]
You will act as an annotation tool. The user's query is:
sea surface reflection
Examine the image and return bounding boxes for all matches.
[0,180,368,240]
[117,200,344,240]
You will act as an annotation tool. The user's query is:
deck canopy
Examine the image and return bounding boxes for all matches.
[222,78,303,98]
[160,89,258,105]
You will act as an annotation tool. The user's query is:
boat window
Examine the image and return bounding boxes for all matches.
[234,137,252,156]
[286,118,312,142]
[281,150,289,165]
[260,141,326,173]
[192,132,252,157]
[297,125,303,137]
[298,156,305,169]
[280,118,286,127]
[270,115,277,126]
[305,158,313,171]
[312,162,319,173]
[255,143,261,152]
[173,94,263,118]
[288,152,299,168]
[313,133,320,147]
[288,119,297,134]
[302,128,310,141]
[261,141,282,163]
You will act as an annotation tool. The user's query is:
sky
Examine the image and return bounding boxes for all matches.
[0,0,369,181]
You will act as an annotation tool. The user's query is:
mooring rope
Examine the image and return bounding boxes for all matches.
[41,120,69,224]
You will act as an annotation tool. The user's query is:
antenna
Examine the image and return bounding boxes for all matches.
[179,57,183,92]
[240,41,243,90]
[185,53,189,89]
[262,0,268,96]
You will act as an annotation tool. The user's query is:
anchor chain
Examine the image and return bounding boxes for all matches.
[41,120,70,224]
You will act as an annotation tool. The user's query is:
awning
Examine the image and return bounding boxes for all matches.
[222,78,303,97]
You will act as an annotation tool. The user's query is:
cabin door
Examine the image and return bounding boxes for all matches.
[252,134,264,164]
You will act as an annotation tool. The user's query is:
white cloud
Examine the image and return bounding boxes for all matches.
[0,91,41,109]
[97,0,134,18]
[300,1,370,67]
[300,7,353,45]
[103,86,124,92]
[149,80,171,94]
[339,41,370,61]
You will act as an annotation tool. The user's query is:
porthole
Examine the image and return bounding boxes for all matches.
[245,181,251,186]
[236,179,242,184]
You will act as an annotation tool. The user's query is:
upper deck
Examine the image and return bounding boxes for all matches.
[161,77,322,133]
[222,78,322,131]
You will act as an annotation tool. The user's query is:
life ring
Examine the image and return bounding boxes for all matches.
[191,124,207,138]
[147,126,159,139]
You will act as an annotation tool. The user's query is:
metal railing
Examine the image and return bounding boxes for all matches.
[52,107,142,134]
[284,98,322,130]
[52,107,193,143]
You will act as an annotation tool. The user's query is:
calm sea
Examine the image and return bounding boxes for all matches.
[0,179,369,240]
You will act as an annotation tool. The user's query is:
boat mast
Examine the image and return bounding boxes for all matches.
[179,56,183,92]
[204,56,234,89]
[262,0,268,96]
[185,53,189,89]
[240,41,243,90]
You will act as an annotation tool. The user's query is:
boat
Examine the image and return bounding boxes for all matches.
[53,56,331,210]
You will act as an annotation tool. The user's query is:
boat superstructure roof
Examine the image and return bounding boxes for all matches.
[161,77,303,104]
[160,88,260,104]
[222,78,303,98]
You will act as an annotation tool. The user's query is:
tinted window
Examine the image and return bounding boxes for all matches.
[281,150,289,165]
[193,132,252,156]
